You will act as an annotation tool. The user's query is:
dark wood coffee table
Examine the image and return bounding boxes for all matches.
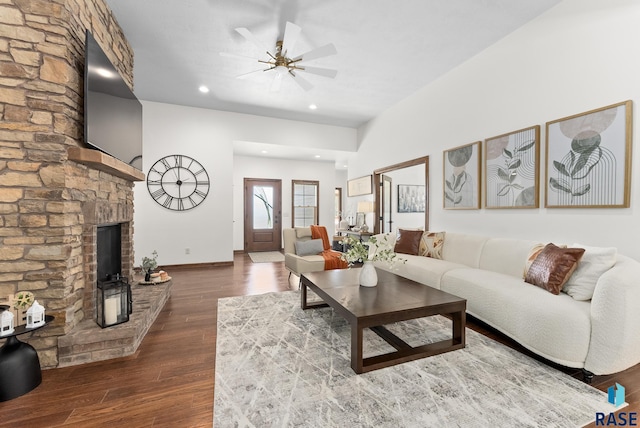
[301,268,466,374]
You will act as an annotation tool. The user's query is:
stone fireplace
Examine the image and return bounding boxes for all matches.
[0,0,169,368]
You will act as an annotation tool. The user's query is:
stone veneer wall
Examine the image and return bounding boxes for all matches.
[0,0,135,367]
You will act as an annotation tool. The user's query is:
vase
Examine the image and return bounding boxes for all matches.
[144,271,151,282]
[359,261,378,287]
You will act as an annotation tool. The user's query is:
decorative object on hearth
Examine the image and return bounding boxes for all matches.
[545,100,632,208]
[340,235,403,287]
[443,141,482,209]
[222,21,337,92]
[96,277,132,328]
[0,307,14,336]
[12,291,34,326]
[25,300,45,328]
[141,250,158,282]
[485,125,540,209]
[146,155,210,211]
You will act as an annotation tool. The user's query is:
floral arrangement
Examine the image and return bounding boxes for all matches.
[340,235,405,267]
[141,250,158,273]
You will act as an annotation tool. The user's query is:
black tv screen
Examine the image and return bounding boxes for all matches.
[84,31,143,171]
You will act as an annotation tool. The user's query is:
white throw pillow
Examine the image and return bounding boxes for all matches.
[295,239,324,256]
[562,243,617,300]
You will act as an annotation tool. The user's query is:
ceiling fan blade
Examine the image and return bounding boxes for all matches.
[236,68,265,79]
[219,51,260,62]
[281,21,301,57]
[270,72,283,92]
[235,27,268,55]
[288,71,313,91]
[297,66,337,79]
[292,43,337,62]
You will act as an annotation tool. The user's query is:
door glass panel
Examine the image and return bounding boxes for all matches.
[253,186,274,229]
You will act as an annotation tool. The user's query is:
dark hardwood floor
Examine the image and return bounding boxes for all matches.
[1,253,638,427]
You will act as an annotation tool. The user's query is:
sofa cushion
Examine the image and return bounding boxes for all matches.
[394,229,423,255]
[441,233,489,268]
[524,243,585,294]
[563,244,617,301]
[374,254,466,289]
[418,231,445,259]
[294,239,324,256]
[441,267,591,367]
[479,237,540,278]
[295,227,312,238]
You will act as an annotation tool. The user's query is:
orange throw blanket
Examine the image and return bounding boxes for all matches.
[310,225,348,270]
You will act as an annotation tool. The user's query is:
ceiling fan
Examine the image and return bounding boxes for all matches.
[221,21,337,92]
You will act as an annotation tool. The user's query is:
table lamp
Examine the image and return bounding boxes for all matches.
[357,201,375,233]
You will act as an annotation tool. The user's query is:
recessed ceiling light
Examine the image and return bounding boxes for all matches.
[314,155,321,158]
[308,104,317,110]
[261,150,268,154]
[199,85,210,93]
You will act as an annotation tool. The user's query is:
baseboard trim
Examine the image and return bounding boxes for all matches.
[159,261,233,270]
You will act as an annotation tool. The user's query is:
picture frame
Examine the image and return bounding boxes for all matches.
[484,125,540,209]
[443,141,481,209]
[347,175,373,197]
[397,184,425,213]
[545,100,632,208]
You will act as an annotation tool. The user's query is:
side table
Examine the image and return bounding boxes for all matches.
[0,315,54,401]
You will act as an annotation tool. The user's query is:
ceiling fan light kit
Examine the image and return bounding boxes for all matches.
[227,21,337,92]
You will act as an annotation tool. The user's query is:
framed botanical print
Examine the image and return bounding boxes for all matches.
[443,141,481,209]
[484,125,540,209]
[545,100,632,208]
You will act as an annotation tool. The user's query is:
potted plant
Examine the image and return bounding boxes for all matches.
[141,250,158,282]
[340,235,404,287]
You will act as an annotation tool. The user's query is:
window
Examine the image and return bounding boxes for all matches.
[292,180,319,227]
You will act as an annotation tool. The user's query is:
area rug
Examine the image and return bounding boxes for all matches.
[214,291,619,427]
[248,251,285,263]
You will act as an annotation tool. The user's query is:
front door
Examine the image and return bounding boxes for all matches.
[244,178,282,252]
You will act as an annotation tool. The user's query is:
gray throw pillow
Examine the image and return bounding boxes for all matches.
[295,239,324,256]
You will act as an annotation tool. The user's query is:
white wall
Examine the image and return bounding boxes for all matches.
[354,0,640,259]
[232,156,339,250]
[135,101,356,265]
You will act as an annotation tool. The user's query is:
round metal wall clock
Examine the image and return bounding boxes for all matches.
[146,154,210,211]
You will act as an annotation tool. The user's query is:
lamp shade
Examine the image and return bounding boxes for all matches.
[357,201,375,213]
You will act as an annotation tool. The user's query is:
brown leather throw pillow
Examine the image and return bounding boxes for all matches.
[524,243,585,294]
[393,229,423,256]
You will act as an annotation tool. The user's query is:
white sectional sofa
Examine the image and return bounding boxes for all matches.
[371,231,640,378]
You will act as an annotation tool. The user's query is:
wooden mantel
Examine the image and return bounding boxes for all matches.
[68,147,145,182]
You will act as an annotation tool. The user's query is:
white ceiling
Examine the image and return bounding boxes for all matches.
[104,0,561,164]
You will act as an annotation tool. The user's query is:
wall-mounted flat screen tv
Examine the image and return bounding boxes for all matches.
[84,30,143,171]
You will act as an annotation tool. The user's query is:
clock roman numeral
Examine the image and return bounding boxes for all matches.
[151,188,166,199]
[173,155,182,168]
[163,195,174,208]
[160,158,171,170]
[196,180,209,186]
[193,168,205,176]
[176,198,184,211]
[195,189,207,199]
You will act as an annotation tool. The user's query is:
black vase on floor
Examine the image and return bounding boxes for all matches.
[144,271,151,282]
